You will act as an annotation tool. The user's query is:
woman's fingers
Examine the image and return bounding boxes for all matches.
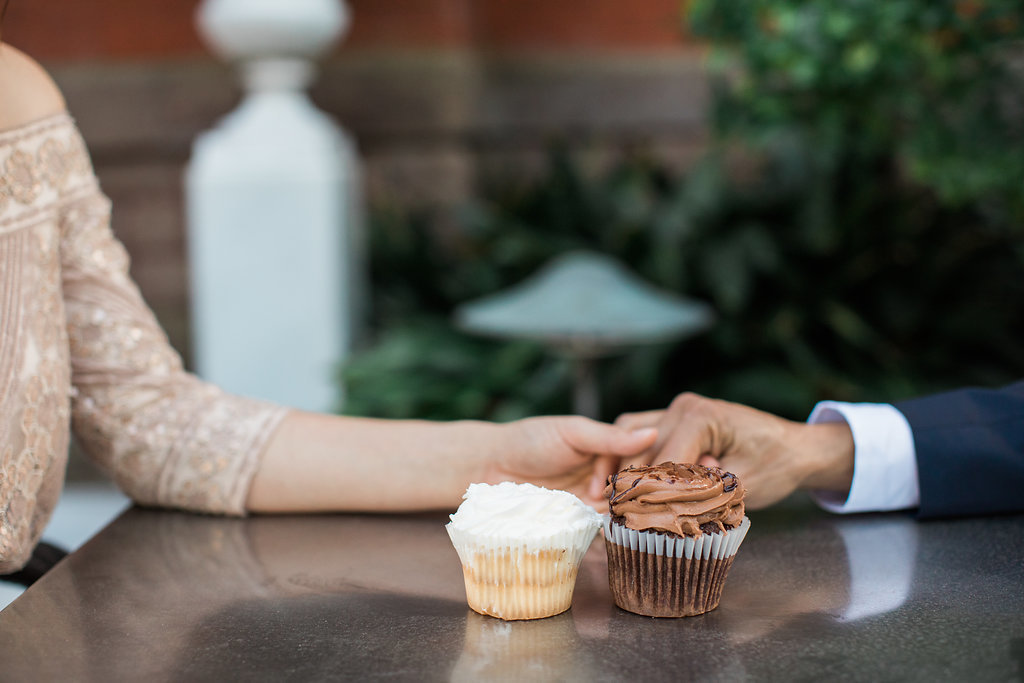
[561,417,658,458]
[613,410,664,430]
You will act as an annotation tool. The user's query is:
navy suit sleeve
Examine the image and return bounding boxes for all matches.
[895,381,1024,519]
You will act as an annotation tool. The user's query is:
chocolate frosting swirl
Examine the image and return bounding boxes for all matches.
[604,462,746,537]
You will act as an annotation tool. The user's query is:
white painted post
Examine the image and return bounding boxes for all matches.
[186,0,362,413]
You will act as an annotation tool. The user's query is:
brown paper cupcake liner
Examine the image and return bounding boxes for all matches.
[604,516,750,617]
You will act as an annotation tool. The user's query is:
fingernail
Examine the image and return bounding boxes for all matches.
[632,428,657,439]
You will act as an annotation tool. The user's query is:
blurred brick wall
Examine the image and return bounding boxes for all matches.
[2,0,709,364]
[5,0,693,56]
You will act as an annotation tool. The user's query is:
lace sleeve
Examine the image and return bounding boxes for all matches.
[60,135,288,516]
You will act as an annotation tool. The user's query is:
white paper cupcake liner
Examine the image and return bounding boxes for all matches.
[446,522,600,620]
[604,515,750,560]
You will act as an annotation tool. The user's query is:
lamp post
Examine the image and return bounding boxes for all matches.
[186,0,363,412]
[455,251,714,419]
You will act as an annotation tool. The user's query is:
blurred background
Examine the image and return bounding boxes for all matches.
[5,0,1024,432]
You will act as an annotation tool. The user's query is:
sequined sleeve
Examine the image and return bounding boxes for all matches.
[1,114,288,571]
[59,125,288,515]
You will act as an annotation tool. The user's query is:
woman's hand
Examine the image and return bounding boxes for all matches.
[612,393,855,509]
[482,417,657,508]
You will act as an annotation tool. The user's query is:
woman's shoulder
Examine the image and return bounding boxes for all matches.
[0,43,66,133]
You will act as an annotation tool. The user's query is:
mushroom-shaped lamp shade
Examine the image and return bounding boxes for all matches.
[455,251,714,357]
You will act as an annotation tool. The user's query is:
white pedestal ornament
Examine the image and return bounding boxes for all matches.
[186,0,362,412]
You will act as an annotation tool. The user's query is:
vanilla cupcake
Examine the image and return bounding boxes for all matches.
[604,463,750,617]
[446,482,603,620]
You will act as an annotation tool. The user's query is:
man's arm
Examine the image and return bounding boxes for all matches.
[896,381,1024,518]
[613,381,1024,518]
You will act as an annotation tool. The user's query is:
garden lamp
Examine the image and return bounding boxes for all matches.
[455,251,714,418]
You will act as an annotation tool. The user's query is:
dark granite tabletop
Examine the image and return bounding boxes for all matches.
[1,496,1022,682]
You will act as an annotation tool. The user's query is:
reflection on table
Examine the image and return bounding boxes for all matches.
[0,497,1021,681]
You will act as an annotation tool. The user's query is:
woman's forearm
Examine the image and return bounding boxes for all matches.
[246,411,500,513]
[247,411,660,514]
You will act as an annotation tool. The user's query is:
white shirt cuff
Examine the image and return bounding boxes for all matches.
[807,401,919,514]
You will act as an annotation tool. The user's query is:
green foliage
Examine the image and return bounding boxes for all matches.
[342,0,1024,422]
[690,0,1024,218]
[342,318,571,422]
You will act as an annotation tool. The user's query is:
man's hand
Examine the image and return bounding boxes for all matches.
[610,393,855,509]
[484,417,658,508]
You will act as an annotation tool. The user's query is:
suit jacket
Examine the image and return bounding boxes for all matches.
[896,380,1024,518]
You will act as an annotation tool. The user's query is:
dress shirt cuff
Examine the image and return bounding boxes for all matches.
[806,402,919,514]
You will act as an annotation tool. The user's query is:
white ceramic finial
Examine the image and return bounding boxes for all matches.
[186,0,363,413]
[197,0,348,62]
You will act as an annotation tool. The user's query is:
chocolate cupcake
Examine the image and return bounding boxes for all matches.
[603,462,750,617]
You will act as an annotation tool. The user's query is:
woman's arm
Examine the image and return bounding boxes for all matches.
[249,413,658,512]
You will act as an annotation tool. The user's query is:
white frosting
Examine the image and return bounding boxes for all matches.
[447,482,603,540]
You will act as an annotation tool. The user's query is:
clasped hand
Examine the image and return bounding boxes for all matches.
[597,393,855,509]
[469,393,853,512]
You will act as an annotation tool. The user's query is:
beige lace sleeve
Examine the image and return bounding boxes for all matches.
[2,115,287,571]
[60,128,288,515]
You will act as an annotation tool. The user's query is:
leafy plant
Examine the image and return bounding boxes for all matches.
[342,0,1024,422]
